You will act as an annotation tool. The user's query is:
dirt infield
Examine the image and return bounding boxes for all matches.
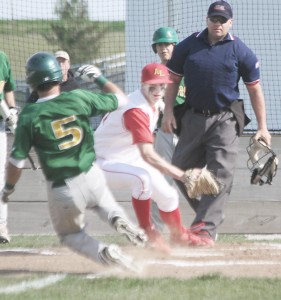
[1,242,281,279]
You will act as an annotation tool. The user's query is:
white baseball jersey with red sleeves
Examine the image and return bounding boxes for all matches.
[94,89,161,163]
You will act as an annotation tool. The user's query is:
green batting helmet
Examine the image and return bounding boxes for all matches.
[26,52,62,89]
[152,27,179,53]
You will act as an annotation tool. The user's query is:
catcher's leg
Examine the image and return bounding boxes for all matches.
[139,162,198,247]
[152,129,179,231]
[131,197,170,253]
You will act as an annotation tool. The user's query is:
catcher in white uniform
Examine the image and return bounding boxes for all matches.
[94,63,202,253]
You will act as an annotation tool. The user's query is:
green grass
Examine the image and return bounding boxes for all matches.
[0,20,124,35]
[1,274,281,300]
[0,20,125,78]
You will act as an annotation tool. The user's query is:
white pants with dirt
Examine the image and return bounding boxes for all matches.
[0,120,8,227]
[96,157,179,213]
[47,163,132,263]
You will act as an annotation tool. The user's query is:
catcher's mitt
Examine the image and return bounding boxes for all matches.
[183,168,220,199]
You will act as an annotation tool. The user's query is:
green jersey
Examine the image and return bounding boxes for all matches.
[0,51,16,118]
[0,51,16,92]
[176,78,185,106]
[11,89,119,181]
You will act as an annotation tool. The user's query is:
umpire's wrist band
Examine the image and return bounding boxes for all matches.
[95,75,108,88]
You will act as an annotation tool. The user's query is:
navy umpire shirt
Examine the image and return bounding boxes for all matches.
[167,28,260,111]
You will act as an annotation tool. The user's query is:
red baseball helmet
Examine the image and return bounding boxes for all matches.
[141,63,172,84]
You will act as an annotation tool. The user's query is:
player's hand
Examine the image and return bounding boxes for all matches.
[161,109,176,134]
[75,65,102,83]
[1,186,15,203]
[6,107,18,131]
[254,129,271,147]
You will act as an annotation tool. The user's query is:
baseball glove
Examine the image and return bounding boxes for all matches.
[183,168,220,199]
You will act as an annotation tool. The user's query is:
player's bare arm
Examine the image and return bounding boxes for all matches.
[4,90,16,108]
[162,72,182,133]
[1,162,22,203]
[137,142,204,184]
[246,83,271,145]
[137,142,186,181]
[5,162,22,187]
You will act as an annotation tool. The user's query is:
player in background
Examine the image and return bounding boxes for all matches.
[150,27,186,231]
[94,63,202,253]
[26,50,80,103]
[1,52,147,271]
[162,0,271,246]
[0,50,17,243]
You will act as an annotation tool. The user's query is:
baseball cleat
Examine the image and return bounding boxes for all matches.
[99,244,141,273]
[0,224,11,243]
[170,229,198,247]
[145,227,171,254]
[189,231,215,247]
[113,217,148,247]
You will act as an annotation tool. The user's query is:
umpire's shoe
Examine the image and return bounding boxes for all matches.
[99,244,141,273]
[112,217,148,247]
[0,224,11,243]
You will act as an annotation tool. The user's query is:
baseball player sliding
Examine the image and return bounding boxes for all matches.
[93,63,204,253]
[1,52,147,272]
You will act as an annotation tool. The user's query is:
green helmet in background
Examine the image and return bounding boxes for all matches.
[26,52,62,89]
[152,27,179,53]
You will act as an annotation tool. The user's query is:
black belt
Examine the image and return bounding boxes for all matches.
[190,107,228,117]
[52,179,66,188]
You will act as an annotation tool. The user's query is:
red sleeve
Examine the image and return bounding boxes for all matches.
[124,108,153,144]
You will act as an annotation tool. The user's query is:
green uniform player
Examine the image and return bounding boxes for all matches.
[1,52,147,271]
[13,90,119,182]
[0,50,17,243]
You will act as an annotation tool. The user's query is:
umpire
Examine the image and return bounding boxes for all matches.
[162,0,271,246]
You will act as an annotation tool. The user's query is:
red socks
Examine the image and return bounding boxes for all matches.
[159,208,183,235]
[132,197,152,229]
[132,198,184,236]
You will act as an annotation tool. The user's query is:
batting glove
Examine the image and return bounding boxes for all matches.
[6,107,18,132]
[1,186,15,203]
[75,65,102,83]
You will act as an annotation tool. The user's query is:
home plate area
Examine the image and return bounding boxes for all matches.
[1,242,281,279]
